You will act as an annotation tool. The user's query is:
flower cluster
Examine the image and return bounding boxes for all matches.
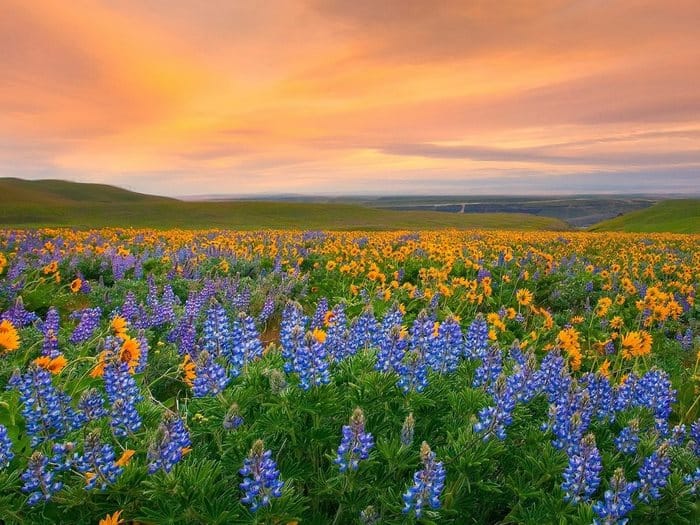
[147,413,191,474]
[402,442,446,518]
[239,440,284,512]
[335,408,374,472]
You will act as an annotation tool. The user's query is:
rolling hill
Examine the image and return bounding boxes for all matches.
[589,199,700,233]
[0,178,568,231]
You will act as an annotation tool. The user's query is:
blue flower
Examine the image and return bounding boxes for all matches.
[103,361,142,437]
[295,331,331,390]
[21,451,63,506]
[147,413,191,474]
[40,307,61,358]
[402,442,446,518]
[75,432,123,490]
[614,419,640,455]
[562,434,602,504]
[465,315,489,359]
[473,373,518,441]
[0,424,13,469]
[223,403,244,430]
[8,366,82,446]
[239,440,284,512]
[592,468,638,525]
[335,408,374,472]
[637,442,671,502]
[192,350,230,397]
[69,307,102,344]
[429,315,463,374]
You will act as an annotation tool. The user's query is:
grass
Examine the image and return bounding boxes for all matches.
[0,178,569,231]
[589,199,700,233]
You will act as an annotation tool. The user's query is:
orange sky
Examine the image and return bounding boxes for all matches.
[2,0,699,195]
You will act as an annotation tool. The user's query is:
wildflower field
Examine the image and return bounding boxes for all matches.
[0,228,698,524]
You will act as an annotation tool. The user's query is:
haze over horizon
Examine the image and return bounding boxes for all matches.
[2,1,700,196]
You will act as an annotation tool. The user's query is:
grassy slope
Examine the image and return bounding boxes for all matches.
[589,199,700,233]
[0,178,568,230]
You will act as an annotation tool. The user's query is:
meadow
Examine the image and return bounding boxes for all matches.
[0,228,698,524]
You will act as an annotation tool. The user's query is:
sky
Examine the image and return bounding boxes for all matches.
[1,0,699,196]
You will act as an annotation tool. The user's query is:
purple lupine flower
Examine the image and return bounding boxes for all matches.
[335,408,374,472]
[147,413,191,474]
[676,328,693,351]
[474,373,518,441]
[134,331,149,374]
[684,467,699,495]
[295,331,331,390]
[21,451,63,506]
[402,442,446,518]
[615,419,640,455]
[40,307,61,358]
[537,350,572,404]
[637,442,671,502]
[77,388,107,422]
[669,424,686,447]
[690,420,700,456]
[280,302,307,373]
[396,311,433,393]
[74,431,123,490]
[465,315,489,359]
[401,413,415,446]
[429,315,463,374]
[349,306,380,353]
[562,434,602,504]
[473,344,503,391]
[1,298,38,327]
[593,468,638,525]
[325,303,350,362]
[311,297,329,329]
[7,366,82,446]
[69,307,102,344]
[223,402,244,430]
[239,440,284,512]
[375,325,408,373]
[228,313,264,376]
[201,302,231,358]
[259,295,275,323]
[49,442,75,472]
[633,369,676,435]
[0,424,13,469]
[192,350,230,397]
[103,361,142,437]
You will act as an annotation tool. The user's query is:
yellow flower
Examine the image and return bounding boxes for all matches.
[34,354,67,375]
[70,278,82,293]
[312,328,327,344]
[0,319,20,353]
[621,330,653,359]
[182,354,196,387]
[119,337,141,373]
[516,289,533,306]
[598,359,611,379]
[99,510,123,525]
[115,449,135,467]
[111,316,128,339]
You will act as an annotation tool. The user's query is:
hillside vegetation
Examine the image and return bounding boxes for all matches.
[0,178,568,231]
[589,199,700,233]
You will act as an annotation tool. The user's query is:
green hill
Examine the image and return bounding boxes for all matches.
[589,199,700,233]
[0,178,569,231]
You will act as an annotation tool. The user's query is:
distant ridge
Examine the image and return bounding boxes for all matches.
[0,178,176,205]
[589,199,700,233]
[0,178,568,231]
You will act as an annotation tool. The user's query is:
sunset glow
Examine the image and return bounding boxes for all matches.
[2,0,699,195]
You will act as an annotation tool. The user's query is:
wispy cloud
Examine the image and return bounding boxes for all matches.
[1,0,699,195]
